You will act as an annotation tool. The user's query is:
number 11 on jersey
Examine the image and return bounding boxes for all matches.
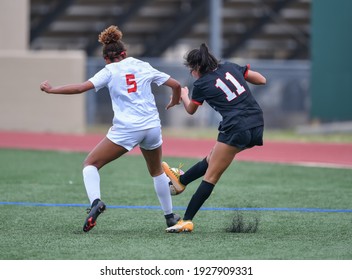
[215,72,245,101]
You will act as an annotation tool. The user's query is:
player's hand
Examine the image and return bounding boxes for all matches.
[181,86,189,99]
[40,80,52,93]
[165,98,179,110]
[166,90,182,110]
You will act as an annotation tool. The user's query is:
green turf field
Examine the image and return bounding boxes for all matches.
[0,149,351,260]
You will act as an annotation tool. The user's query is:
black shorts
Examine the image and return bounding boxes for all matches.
[217,126,264,150]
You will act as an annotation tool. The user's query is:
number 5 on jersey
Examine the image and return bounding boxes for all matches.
[125,74,137,93]
[215,72,245,101]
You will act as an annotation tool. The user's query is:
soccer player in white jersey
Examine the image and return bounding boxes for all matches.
[40,25,182,232]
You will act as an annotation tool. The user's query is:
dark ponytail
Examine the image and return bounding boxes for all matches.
[184,43,219,75]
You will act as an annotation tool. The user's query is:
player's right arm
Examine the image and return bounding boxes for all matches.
[40,80,95,94]
[180,86,199,115]
[164,77,181,110]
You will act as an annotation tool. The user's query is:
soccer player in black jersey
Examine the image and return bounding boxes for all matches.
[163,43,266,233]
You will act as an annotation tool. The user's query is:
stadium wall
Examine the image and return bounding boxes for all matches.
[0,0,86,134]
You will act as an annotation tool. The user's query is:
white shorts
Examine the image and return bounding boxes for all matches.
[106,126,163,151]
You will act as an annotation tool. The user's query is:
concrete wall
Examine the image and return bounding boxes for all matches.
[0,0,28,51]
[0,0,86,134]
[0,51,86,133]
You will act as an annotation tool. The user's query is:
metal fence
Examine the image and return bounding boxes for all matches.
[86,57,310,129]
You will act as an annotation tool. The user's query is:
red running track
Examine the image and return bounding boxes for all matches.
[1,131,352,169]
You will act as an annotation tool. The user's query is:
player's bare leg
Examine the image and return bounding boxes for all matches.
[82,137,128,232]
[166,142,241,233]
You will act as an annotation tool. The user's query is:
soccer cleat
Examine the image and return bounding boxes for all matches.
[165,219,194,233]
[166,213,181,227]
[83,199,106,232]
[162,161,185,195]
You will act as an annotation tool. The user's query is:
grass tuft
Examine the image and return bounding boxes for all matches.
[227,211,260,233]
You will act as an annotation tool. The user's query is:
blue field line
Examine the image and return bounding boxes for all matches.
[1,201,352,213]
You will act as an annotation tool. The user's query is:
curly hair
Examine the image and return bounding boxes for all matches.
[98,25,126,61]
[184,43,219,75]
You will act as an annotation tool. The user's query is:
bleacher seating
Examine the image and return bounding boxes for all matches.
[30,0,310,59]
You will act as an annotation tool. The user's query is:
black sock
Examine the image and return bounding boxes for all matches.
[183,180,214,221]
[91,198,101,207]
[164,213,174,219]
[180,158,208,186]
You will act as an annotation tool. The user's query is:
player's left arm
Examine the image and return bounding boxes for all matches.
[245,70,266,85]
[40,80,95,95]
[180,86,199,115]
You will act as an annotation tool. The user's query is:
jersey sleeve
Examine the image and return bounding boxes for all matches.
[226,62,250,78]
[191,84,205,105]
[147,64,171,86]
[88,67,111,92]
[244,64,250,79]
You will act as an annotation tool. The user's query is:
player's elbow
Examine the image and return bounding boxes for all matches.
[167,78,181,92]
[185,105,197,115]
[258,76,266,85]
[76,81,94,94]
[76,84,88,93]
[174,82,181,91]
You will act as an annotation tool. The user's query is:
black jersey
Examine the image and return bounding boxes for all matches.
[191,62,264,133]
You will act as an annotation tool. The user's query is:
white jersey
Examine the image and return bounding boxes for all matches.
[89,57,170,131]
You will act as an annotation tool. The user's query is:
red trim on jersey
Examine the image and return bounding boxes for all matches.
[192,99,202,105]
[244,64,250,79]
